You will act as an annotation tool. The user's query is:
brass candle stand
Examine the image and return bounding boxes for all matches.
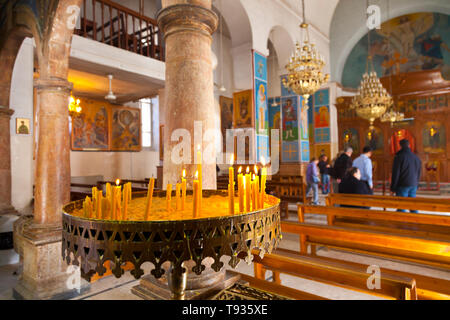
[62,190,281,299]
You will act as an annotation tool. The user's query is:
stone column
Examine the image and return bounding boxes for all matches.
[0,106,15,214]
[13,78,89,299]
[158,0,218,189]
[33,78,72,225]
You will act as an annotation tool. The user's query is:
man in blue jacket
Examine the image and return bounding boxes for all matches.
[390,139,422,213]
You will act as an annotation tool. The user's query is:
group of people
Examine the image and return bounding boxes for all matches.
[306,139,422,212]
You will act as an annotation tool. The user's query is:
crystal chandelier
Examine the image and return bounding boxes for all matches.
[68,94,82,117]
[282,0,329,106]
[350,1,392,130]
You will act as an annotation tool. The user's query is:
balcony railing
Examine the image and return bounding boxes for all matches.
[76,0,164,61]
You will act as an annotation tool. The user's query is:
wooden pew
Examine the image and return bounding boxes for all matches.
[300,205,450,241]
[70,182,98,201]
[326,193,450,212]
[251,250,417,300]
[266,175,306,219]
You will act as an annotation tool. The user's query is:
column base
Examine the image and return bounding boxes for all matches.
[13,216,90,300]
[131,270,240,300]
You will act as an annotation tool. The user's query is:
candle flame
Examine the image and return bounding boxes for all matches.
[253,174,256,180]
[261,156,266,166]
[195,171,198,179]
[115,179,120,186]
[230,154,234,165]
[182,169,186,178]
[197,144,201,151]
[246,166,250,174]
[238,166,242,174]
[254,165,258,174]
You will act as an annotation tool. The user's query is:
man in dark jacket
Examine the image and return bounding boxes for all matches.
[338,167,371,209]
[390,139,422,213]
[331,147,353,192]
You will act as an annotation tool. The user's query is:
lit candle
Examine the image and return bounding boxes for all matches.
[237,167,244,213]
[181,169,187,210]
[112,179,121,220]
[176,183,181,211]
[228,155,235,215]
[245,167,251,212]
[254,166,260,209]
[144,177,155,220]
[260,157,267,208]
[122,184,128,221]
[106,183,112,214]
[96,190,103,219]
[115,182,122,220]
[252,174,257,210]
[197,145,202,210]
[193,171,200,218]
[166,183,172,212]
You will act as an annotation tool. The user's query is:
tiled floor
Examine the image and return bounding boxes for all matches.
[1,193,449,300]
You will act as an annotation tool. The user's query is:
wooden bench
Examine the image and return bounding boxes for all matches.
[326,193,450,212]
[251,250,417,300]
[266,175,306,219]
[70,182,98,201]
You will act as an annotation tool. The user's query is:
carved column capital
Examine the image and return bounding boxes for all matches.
[157,4,218,39]
[0,106,15,118]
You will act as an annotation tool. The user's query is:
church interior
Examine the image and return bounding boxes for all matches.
[0,0,449,301]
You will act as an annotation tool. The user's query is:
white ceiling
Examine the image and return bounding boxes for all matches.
[68,57,163,104]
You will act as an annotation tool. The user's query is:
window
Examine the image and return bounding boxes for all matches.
[140,98,152,148]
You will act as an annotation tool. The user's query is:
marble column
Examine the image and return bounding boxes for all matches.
[33,78,72,225]
[158,0,218,189]
[0,106,15,214]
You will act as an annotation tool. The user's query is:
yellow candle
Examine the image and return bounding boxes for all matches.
[197,145,202,210]
[176,183,181,211]
[252,174,257,210]
[228,183,234,215]
[101,197,110,220]
[144,177,155,220]
[245,167,251,212]
[237,167,244,213]
[193,171,200,218]
[122,184,128,221]
[115,185,122,220]
[106,183,112,208]
[96,190,103,219]
[229,155,235,215]
[255,175,260,209]
[181,170,187,210]
[92,187,98,214]
[112,179,121,220]
[166,183,172,212]
[260,158,267,207]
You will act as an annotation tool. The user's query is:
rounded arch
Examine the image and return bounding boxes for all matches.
[213,0,252,49]
[330,0,450,84]
[267,25,295,71]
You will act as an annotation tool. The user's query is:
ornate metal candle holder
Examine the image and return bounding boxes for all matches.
[62,190,281,299]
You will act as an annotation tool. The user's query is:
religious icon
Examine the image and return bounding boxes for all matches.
[389,128,415,154]
[256,83,267,134]
[365,127,383,154]
[300,98,309,140]
[342,128,359,154]
[16,118,30,135]
[220,96,233,148]
[314,105,329,128]
[423,121,446,154]
[111,107,141,151]
[282,98,298,141]
[233,90,253,128]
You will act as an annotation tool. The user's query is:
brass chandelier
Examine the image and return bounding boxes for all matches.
[350,1,392,130]
[282,0,329,106]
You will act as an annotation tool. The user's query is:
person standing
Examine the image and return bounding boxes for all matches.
[318,154,331,195]
[338,167,372,209]
[353,146,373,194]
[306,158,320,205]
[390,139,422,213]
[331,147,353,192]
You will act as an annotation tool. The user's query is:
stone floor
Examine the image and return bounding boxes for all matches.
[1,193,449,300]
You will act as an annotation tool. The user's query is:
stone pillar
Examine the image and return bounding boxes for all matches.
[0,107,15,214]
[13,78,89,299]
[158,0,218,189]
[33,78,72,225]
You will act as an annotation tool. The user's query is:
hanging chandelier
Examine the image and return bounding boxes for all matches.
[350,1,392,130]
[380,0,404,126]
[68,94,82,117]
[282,0,329,106]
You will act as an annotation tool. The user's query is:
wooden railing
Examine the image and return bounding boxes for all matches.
[76,0,164,61]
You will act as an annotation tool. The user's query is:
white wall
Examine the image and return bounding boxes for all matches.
[9,38,34,211]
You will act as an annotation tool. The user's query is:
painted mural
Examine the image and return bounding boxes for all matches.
[422,121,446,154]
[281,97,298,141]
[365,127,384,154]
[111,107,141,151]
[343,128,359,154]
[282,141,299,163]
[255,79,269,134]
[342,12,450,88]
[71,99,109,150]
[300,97,309,140]
[268,97,281,130]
